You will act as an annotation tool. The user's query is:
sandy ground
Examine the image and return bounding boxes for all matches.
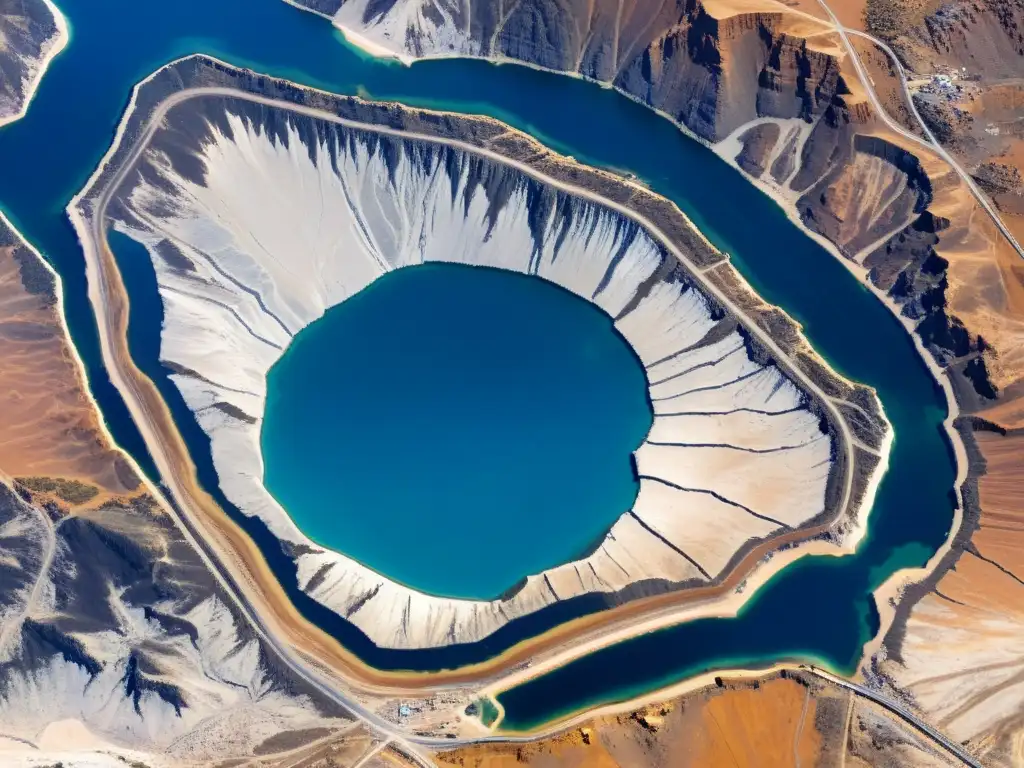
[775,0,827,22]
[828,0,868,30]
[0,240,138,505]
[231,724,377,768]
[767,0,866,29]
[979,386,1024,431]
[881,536,1024,764]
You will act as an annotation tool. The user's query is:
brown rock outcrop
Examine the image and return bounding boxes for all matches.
[314,0,853,141]
[870,0,1024,75]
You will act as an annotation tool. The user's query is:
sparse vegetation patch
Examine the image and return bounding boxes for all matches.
[17,476,100,505]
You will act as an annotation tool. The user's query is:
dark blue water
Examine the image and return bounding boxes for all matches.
[3,0,957,727]
[261,263,651,599]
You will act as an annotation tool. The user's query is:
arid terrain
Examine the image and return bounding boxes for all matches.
[0,0,1019,763]
[435,672,961,768]
[0,228,137,503]
[851,1,1024,764]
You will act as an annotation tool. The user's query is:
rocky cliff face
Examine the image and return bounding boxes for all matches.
[312,0,850,141]
[609,5,846,141]
[866,212,1000,400]
[796,121,933,255]
[714,87,1001,403]
[801,119,1000,404]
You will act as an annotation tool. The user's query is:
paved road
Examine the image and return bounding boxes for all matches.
[815,0,1024,259]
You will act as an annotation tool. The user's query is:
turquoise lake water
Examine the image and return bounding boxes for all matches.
[261,264,651,599]
[0,0,957,728]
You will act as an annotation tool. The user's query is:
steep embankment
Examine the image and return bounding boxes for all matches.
[304,0,848,143]
[0,0,67,124]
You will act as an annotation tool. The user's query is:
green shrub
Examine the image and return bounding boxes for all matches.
[17,476,100,505]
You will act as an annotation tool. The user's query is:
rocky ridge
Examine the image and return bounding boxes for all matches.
[310,0,849,142]
[0,0,65,123]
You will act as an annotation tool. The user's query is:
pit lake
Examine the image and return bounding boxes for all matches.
[261,263,651,599]
[1,0,956,729]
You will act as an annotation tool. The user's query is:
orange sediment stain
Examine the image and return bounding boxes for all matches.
[0,245,139,506]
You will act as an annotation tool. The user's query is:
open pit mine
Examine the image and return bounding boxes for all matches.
[71,57,888,655]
